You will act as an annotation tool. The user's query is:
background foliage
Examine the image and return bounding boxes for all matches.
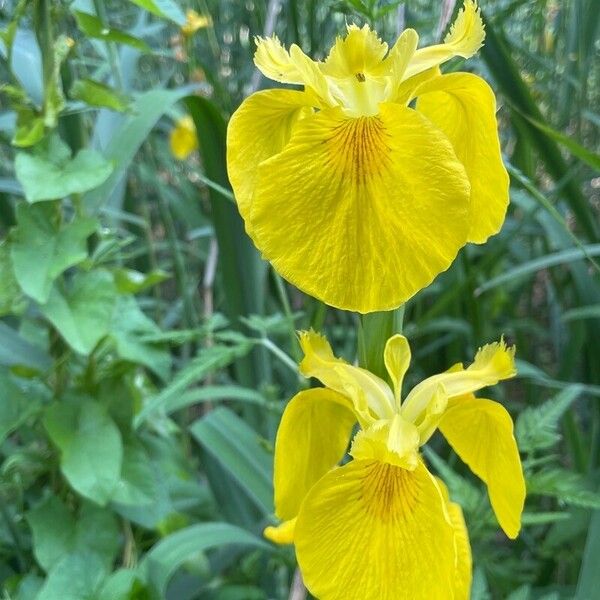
[0,0,599,598]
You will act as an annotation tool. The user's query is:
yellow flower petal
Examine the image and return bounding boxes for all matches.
[438,395,525,539]
[253,35,303,84]
[169,116,198,160]
[436,478,472,600]
[350,415,420,470]
[226,89,312,228]
[402,338,516,423]
[321,23,388,78]
[273,388,356,520]
[181,9,212,36]
[295,460,457,600]
[416,72,509,243]
[383,334,411,406]
[264,517,296,545]
[405,0,485,79]
[384,28,420,101]
[254,36,335,106]
[298,330,394,421]
[248,103,471,313]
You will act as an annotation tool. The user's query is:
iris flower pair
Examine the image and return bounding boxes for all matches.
[227,0,509,313]
[265,332,525,600]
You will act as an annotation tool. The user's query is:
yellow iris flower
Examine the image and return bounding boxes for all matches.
[265,331,525,600]
[169,115,198,160]
[227,1,509,313]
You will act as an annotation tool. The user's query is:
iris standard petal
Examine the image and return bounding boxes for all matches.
[273,388,355,521]
[402,338,516,423]
[438,395,525,539]
[298,330,395,421]
[294,459,456,600]
[416,73,510,243]
[248,103,471,313]
[226,89,312,227]
[405,0,485,79]
[383,334,411,406]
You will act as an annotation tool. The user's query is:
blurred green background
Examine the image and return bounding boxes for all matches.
[0,0,599,598]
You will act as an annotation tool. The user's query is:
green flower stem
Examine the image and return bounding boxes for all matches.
[358,306,405,378]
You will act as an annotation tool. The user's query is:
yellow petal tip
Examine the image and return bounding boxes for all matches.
[473,336,516,380]
[444,0,486,58]
[264,518,296,545]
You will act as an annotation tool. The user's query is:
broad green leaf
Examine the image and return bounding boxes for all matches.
[110,296,171,380]
[41,270,117,355]
[110,439,158,506]
[140,523,271,596]
[26,497,119,572]
[10,202,97,303]
[0,241,25,315]
[44,399,123,505]
[127,0,185,24]
[14,573,44,600]
[72,12,151,52]
[97,569,145,600]
[0,369,42,442]
[190,407,273,514]
[69,79,131,112]
[0,322,51,371]
[34,551,108,600]
[15,135,113,202]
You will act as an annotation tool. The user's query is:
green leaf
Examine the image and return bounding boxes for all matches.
[72,12,151,52]
[13,108,46,148]
[475,245,600,296]
[111,439,159,506]
[41,270,117,355]
[113,268,170,294]
[84,87,198,211]
[577,511,600,599]
[15,135,113,202]
[69,79,131,112]
[27,497,119,572]
[10,203,97,303]
[41,35,72,129]
[34,551,108,600]
[0,369,42,442]
[110,296,171,380]
[164,385,269,416]
[127,0,186,24]
[0,321,51,371]
[527,469,600,509]
[97,569,145,600]
[190,407,273,514]
[140,523,271,596]
[135,341,253,425]
[516,387,582,453]
[0,241,25,315]
[44,399,123,505]
[562,305,600,322]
